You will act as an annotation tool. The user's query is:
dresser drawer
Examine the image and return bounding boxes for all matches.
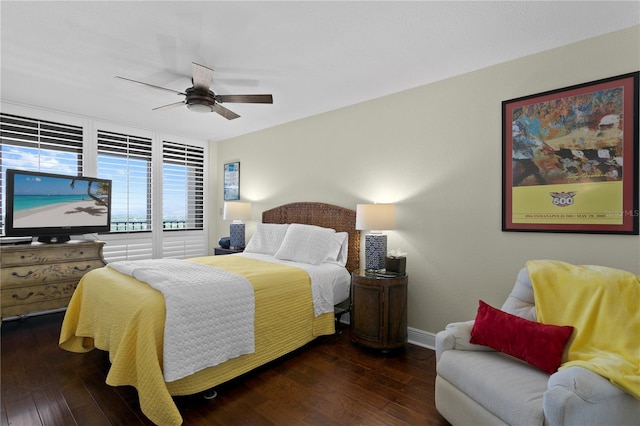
[1,297,73,318]
[1,280,79,308]
[1,260,104,289]
[1,245,101,266]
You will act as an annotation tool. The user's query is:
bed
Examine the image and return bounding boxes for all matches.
[59,202,359,426]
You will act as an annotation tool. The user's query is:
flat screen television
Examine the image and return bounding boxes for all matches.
[5,169,112,243]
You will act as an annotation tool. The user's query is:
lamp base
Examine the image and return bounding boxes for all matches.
[230,223,245,249]
[364,233,387,271]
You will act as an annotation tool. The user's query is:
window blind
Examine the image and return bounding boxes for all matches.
[162,140,204,231]
[0,113,83,234]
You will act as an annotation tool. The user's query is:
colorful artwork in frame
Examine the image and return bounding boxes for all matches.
[223,161,240,201]
[502,72,639,234]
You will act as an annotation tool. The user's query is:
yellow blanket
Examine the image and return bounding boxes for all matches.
[59,255,335,426]
[527,260,640,399]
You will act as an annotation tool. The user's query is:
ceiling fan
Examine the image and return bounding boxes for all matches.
[116,63,273,120]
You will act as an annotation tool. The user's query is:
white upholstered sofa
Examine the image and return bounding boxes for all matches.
[435,266,640,426]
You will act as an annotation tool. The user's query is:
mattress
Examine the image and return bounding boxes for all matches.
[237,251,351,312]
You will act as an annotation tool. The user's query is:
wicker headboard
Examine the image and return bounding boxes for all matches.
[262,202,360,273]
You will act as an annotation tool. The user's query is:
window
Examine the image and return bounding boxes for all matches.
[162,140,204,230]
[0,113,83,234]
[97,130,152,232]
[0,107,208,260]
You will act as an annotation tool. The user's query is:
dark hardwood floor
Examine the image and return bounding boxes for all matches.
[1,312,450,425]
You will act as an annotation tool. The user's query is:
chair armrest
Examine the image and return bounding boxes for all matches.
[547,366,626,402]
[435,320,494,362]
[544,366,640,425]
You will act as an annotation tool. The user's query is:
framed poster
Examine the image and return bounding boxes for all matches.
[502,72,638,234]
[223,161,240,201]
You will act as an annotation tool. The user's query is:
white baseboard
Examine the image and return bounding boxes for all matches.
[407,327,436,350]
[338,314,437,351]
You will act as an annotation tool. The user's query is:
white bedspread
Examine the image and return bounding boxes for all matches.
[107,259,255,382]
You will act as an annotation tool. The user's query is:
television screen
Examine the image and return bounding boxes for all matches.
[5,169,112,243]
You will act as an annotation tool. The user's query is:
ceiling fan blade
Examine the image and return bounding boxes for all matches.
[153,101,185,111]
[115,76,186,96]
[192,62,213,91]
[217,94,273,104]
[213,104,240,120]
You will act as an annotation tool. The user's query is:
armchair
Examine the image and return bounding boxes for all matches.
[435,264,640,426]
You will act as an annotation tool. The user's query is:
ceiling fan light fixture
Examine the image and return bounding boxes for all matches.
[186,101,214,113]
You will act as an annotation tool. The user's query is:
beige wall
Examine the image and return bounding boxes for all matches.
[211,26,640,335]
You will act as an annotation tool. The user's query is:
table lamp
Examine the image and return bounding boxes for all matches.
[223,201,252,249]
[355,203,396,271]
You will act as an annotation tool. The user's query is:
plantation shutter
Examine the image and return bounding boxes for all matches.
[162,140,204,230]
[0,113,83,235]
[161,140,206,259]
[96,130,152,232]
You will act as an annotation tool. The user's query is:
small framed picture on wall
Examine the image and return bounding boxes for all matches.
[224,161,240,201]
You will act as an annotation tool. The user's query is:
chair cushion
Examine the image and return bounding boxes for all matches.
[470,300,574,374]
[437,350,548,426]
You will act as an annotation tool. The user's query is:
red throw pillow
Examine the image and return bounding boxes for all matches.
[470,300,573,374]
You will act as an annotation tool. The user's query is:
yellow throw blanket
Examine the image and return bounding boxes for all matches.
[527,260,640,399]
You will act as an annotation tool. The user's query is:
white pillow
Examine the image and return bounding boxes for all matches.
[244,223,290,255]
[324,232,348,267]
[274,223,336,265]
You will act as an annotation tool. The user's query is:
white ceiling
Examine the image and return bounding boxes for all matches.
[1,1,638,142]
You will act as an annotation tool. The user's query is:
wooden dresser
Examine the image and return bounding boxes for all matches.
[1,240,106,320]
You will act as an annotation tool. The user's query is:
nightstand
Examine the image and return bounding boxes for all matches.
[350,270,408,351]
[213,247,244,255]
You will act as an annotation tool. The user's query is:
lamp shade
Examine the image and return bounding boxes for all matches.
[355,204,396,231]
[223,202,252,222]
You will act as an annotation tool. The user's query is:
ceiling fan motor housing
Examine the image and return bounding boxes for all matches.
[185,87,217,113]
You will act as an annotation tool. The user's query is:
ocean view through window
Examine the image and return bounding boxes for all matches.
[97,130,152,232]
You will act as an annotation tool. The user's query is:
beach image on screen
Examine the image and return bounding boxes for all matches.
[13,174,110,228]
